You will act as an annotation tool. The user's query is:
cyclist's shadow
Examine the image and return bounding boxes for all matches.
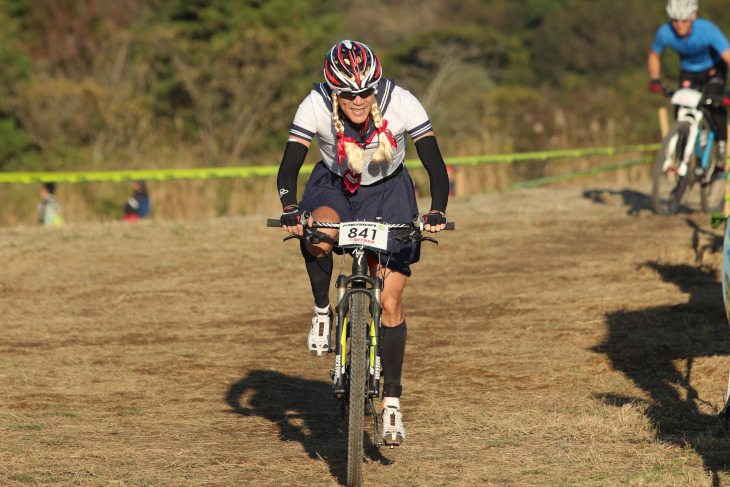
[583,189,653,216]
[583,189,709,216]
[594,261,730,483]
[225,369,392,484]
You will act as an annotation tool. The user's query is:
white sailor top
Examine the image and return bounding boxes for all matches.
[289,79,433,187]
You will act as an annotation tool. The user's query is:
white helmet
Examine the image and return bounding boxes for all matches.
[666,0,698,20]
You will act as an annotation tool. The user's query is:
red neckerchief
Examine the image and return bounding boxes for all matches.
[356,115,370,138]
[377,119,397,148]
[336,134,358,166]
[336,115,396,194]
[343,170,361,193]
[336,133,363,193]
[336,120,396,166]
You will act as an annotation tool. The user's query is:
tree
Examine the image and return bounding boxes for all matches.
[531,0,656,85]
[0,0,34,170]
[138,0,338,165]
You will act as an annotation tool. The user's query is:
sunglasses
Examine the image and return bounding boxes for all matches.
[338,89,375,100]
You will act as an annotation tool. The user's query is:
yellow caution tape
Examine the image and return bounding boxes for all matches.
[0,144,660,184]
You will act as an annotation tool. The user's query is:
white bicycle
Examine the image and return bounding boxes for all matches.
[651,86,729,215]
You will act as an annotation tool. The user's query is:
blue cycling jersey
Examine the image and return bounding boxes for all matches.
[652,18,730,72]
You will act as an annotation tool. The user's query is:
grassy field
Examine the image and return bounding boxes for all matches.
[2,178,730,486]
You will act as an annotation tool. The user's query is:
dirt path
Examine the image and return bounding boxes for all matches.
[2,179,730,486]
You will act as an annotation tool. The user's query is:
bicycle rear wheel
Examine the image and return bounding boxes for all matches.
[346,292,368,487]
[700,141,725,213]
[652,121,694,215]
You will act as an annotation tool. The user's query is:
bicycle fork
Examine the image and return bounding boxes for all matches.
[331,249,384,414]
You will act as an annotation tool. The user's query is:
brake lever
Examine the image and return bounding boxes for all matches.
[390,229,439,245]
[283,227,330,244]
[281,211,331,244]
[308,229,330,244]
[390,227,418,244]
[389,215,425,244]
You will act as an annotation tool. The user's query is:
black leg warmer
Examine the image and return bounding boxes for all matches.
[300,240,333,309]
[381,320,407,398]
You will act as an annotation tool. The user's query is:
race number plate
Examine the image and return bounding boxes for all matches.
[338,221,389,251]
[671,88,703,108]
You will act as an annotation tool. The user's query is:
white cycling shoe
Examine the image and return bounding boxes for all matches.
[381,397,406,445]
[307,307,332,357]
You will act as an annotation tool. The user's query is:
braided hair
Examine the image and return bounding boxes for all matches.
[331,92,393,175]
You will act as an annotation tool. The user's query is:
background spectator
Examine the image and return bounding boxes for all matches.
[123,180,150,221]
[37,182,65,226]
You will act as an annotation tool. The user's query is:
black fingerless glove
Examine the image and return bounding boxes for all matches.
[280,204,304,226]
[423,210,447,226]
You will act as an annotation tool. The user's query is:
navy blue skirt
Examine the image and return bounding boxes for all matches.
[299,162,421,276]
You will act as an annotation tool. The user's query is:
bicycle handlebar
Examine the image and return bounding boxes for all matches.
[267,213,455,249]
[661,86,730,107]
[266,218,455,231]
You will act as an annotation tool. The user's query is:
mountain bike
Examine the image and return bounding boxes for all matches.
[268,213,454,487]
[651,86,730,215]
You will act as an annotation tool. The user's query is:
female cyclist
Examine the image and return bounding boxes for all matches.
[276,40,449,445]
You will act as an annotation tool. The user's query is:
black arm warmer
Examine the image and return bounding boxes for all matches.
[414,135,449,213]
[276,141,309,208]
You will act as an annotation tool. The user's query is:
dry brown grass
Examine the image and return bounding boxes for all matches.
[2,176,730,486]
[0,177,284,226]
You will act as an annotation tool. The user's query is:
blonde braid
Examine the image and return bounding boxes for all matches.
[331,91,345,137]
[371,99,393,164]
[332,91,366,174]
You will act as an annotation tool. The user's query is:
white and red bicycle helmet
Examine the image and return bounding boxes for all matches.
[324,40,382,94]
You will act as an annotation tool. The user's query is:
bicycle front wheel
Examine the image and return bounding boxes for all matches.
[700,173,726,213]
[652,121,694,215]
[346,292,368,487]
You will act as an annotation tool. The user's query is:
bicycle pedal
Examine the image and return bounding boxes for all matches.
[382,435,403,447]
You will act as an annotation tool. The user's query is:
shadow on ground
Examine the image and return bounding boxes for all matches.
[225,369,391,485]
[594,257,730,486]
[585,188,724,261]
[582,188,715,216]
[583,188,653,216]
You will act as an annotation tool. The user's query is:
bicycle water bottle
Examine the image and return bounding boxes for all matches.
[693,127,712,177]
[700,128,708,148]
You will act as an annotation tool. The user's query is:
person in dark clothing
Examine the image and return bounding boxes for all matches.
[123,180,150,221]
[275,40,449,445]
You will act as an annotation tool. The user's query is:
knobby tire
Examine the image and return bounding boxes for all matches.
[699,141,724,213]
[346,292,368,487]
[652,121,693,215]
